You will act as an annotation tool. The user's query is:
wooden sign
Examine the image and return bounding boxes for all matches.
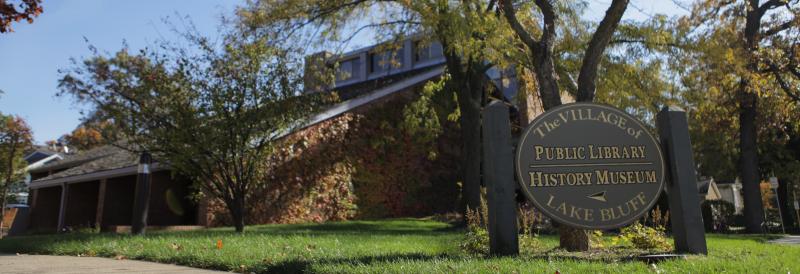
[516,103,666,229]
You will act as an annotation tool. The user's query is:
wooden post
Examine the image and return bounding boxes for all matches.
[95,179,107,229]
[482,100,519,256]
[56,183,69,233]
[131,152,152,235]
[657,106,707,255]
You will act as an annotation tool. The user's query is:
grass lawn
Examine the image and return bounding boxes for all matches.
[0,218,797,273]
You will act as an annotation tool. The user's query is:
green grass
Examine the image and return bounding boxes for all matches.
[0,219,797,273]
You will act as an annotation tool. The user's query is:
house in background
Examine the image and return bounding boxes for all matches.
[698,177,722,201]
[697,177,745,215]
[716,179,745,215]
[7,145,65,205]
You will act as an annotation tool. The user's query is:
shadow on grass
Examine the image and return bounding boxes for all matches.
[705,233,782,243]
[262,252,457,274]
[133,218,464,239]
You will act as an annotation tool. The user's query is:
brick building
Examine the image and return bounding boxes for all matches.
[25,36,524,232]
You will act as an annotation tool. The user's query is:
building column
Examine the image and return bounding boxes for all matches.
[131,152,152,235]
[95,179,107,229]
[56,183,69,232]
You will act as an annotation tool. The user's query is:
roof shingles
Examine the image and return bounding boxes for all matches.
[32,146,138,182]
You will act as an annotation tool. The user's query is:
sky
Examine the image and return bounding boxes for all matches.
[0,0,687,144]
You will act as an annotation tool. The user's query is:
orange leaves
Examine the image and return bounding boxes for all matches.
[0,0,43,33]
[216,239,223,250]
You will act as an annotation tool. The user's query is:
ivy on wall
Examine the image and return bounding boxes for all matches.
[207,77,462,225]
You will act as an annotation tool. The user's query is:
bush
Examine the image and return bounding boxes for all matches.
[702,200,736,232]
[460,201,542,256]
[611,222,672,251]
[460,206,489,255]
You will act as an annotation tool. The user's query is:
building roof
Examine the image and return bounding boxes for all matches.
[27,145,150,189]
[27,145,122,174]
[334,66,443,101]
[286,65,445,137]
[698,178,722,200]
[34,145,138,181]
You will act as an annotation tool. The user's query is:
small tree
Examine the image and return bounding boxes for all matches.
[0,113,32,237]
[58,30,329,232]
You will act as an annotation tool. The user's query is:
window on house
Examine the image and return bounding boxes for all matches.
[369,49,403,73]
[336,57,361,81]
[414,41,443,62]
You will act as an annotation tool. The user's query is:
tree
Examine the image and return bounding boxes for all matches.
[679,0,800,233]
[0,113,32,237]
[243,0,680,250]
[0,0,42,33]
[58,119,114,151]
[499,0,630,251]
[57,29,329,232]
[238,0,506,213]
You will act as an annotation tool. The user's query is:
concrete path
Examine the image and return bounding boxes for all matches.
[769,235,800,245]
[0,254,226,273]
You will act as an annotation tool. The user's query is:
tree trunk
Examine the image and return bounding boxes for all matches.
[228,196,246,233]
[0,187,7,238]
[559,226,590,251]
[740,0,765,234]
[740,92,764,233]
[440,37,486,214]
[455,67,484,214]
[532,51,562,110]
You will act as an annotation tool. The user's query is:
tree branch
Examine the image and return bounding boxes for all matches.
[769,63,800,102]
[762,18,795,37]
[759,0,787,14]
[535,0,557,50]
[576,0,629,102]
[500,0,539,50]
[609,38,686,49]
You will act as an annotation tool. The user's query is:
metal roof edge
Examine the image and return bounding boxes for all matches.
[278,65,444,139]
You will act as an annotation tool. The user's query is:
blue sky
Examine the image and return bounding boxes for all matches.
[0,0,686,144]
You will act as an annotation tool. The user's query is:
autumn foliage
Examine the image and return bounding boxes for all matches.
[0,0,42,33]
[206,84,461,225]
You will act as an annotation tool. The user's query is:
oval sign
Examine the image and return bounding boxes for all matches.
[516,103,665,229]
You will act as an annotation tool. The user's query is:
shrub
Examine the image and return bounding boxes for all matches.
[590,230,606,249]
[460,206,489,256]
[702,200,735,232]
[461,200,542,256]
[611,222,673,251]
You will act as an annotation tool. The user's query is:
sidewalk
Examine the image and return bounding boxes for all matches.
[769,235,800,245]
[0,254,226,273]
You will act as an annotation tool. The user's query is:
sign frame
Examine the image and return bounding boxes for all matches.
[515,102,667,230]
